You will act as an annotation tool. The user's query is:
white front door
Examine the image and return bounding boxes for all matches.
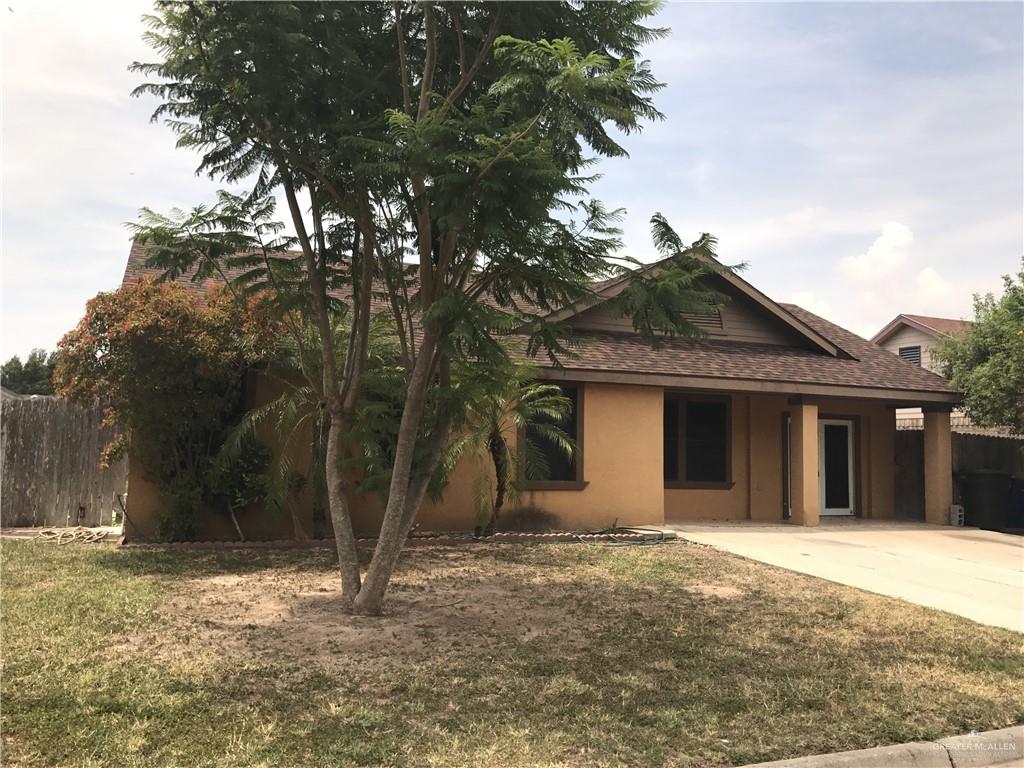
[818,419,855,516]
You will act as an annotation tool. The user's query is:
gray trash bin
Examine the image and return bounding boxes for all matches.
[961,470,1012,531]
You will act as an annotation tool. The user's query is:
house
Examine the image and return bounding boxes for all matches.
[119,242,962,541]
[871,313,970,373]
[872,313,980,427]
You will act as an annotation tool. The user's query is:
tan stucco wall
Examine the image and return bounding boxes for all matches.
[353,381,665,534]
[123,373,900,540]
[513,382,665,530]
[124,379,666,540]
[748,395,788,521]
[789,401,819,526]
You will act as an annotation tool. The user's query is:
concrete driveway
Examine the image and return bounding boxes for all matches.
[666,520,1024,632]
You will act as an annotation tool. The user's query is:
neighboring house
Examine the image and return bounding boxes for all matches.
[119,242,961,541]
[872,313,973,424]
[871,314,970,374]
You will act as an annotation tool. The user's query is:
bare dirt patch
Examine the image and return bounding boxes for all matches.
[141,545,608,669]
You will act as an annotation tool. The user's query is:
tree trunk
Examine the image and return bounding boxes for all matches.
[482,431,508,537]
[227,504,245,542]
[278,168,363,606]
[351,338,439,615]
[325,407,362,605]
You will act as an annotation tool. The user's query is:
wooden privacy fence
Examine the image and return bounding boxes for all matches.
[0,396,128,527]
[894,424,1023,524]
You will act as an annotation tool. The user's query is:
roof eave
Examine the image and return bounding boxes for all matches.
[535,366,962,404]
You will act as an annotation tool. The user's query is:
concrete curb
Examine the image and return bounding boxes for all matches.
[740,726,1023,768]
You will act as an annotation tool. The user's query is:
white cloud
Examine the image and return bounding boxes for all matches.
[914,266,955,304]
[791,225,998,339]
[786,290,832,320]
[839,222,914,282]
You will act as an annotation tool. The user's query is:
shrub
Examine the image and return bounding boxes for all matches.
[55,279,278,539]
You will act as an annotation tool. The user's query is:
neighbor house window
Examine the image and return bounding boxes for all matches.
[523,384,584,489]
[898,345,922,366]
[664,394,731,488]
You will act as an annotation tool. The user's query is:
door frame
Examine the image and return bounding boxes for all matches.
[818,418,856,516]
[782,412,792,519]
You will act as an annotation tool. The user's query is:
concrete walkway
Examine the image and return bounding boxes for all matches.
[665,519,1024,632]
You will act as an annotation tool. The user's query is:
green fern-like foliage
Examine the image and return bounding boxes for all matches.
[441,361,574,534]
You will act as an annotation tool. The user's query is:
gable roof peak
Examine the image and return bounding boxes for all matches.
[871,313,971,345]
[547,253,850,359]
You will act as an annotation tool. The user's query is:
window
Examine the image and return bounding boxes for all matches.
[663,399,680,481]
[523,384,584,489]
[898,345,922,366]
[664,395,731,488]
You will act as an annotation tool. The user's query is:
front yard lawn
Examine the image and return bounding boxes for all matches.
[2,539,1021,767]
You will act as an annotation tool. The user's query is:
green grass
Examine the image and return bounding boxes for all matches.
[2,540,1022,767]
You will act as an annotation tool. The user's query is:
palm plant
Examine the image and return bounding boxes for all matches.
[445,365,575,537]
[215,313,404,539]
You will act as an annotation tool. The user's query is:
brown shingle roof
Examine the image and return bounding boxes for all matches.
[550,302,956,395]
[121,242,958,397]
[901,314,971,337]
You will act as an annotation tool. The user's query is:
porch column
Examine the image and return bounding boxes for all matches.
[790,402,819,527]
[923,408,953,525]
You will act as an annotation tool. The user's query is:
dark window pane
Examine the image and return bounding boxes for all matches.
[526,385,578,482]
[664,398,679,481]
[823,424,851,508]
[685,401,728,482]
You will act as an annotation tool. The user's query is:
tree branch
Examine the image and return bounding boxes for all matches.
[436,5,503,122]
[477,106,546,181]
[394,2,413,115]
[340,188,376,417]
[417,4,437,120]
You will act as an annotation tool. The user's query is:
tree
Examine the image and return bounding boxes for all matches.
[132,1,722,614]
[54,279,278,539]
[934,261,1024,433]
[219,312,407,541]
[447,363,575,537]
[1,349,60,395]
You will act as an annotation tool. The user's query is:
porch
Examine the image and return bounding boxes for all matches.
[778,399,954,527]
[524,379,959,532]
[653,389,956,528]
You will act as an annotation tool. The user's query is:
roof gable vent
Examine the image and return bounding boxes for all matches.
[681,310,723,332]
[898,345,922,366]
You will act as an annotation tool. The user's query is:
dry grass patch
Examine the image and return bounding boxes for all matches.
[2,539,1021,768]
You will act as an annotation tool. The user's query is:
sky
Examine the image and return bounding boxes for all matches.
[2,1,1022,360]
